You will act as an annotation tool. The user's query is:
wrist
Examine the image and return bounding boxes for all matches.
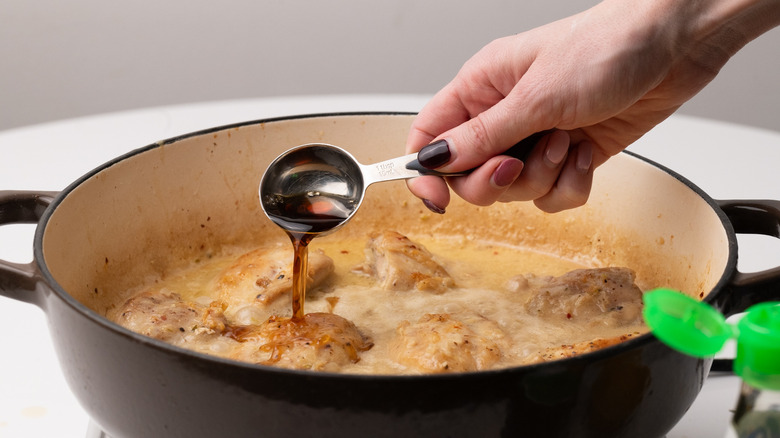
[676,0,780,58]
[623,0,780,80]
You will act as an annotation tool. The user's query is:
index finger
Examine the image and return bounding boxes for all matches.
[406,85,473,154]
[429,94,549,174]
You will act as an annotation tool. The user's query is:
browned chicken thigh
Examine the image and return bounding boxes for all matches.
[389,312,508,373]
[512,267,644,327]
[228,313,373,371]
[353,231,455,293]
[216,245,334,317]
[115,291,227,345]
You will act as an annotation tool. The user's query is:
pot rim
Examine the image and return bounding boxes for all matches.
[31,112,736,380]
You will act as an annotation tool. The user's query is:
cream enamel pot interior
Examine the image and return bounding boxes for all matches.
[2,113,780,438]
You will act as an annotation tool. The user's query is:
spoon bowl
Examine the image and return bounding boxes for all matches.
[259,143,445,236]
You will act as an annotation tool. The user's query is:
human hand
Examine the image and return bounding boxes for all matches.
[406,0,780,213]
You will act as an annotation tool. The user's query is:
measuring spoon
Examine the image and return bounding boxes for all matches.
[259,131,549,236]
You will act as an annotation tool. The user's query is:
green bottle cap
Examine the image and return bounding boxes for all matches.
[642,288,734,357]
[735,302,780,390]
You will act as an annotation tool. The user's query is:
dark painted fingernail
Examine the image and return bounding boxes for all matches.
[417,139,451,169]
[491,158,524,188]
[422,199,446,214]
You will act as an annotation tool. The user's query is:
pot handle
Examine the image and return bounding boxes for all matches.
[0,190,57,307]
[717,199,780,316]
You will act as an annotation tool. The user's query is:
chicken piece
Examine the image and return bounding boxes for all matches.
[216,246,334,314]
[353,231,454,293]
[227,313,373,371]
[517,267,644,326]
[115,291,227,345]
[523,332,642,364]
[389,312,507,373]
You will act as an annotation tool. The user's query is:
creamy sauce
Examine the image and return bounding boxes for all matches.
[110,234,648,374]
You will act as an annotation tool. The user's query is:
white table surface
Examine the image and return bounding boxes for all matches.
[2,94,779,438]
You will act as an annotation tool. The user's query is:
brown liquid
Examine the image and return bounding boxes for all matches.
[288,230,313,320]
[264,191,357,319]
[263,192,356,234]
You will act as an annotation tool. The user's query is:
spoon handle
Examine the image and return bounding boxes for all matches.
[363,130,553,185]
[360,153,452,186]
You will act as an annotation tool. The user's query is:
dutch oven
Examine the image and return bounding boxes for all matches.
[2,113,780,438]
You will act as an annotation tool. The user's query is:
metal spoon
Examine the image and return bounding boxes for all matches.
[258,131,549,236]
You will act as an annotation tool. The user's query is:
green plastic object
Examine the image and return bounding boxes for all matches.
[643,288,780,390]
[736,300,780,390]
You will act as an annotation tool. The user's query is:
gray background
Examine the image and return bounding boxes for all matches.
[1,0,778,132]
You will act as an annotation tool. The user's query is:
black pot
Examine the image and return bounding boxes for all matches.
[2,113,779,438]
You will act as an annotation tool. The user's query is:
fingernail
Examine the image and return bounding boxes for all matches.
[417,139,451,169]
[491,158,524,188]
[422,199,446,214]
[544,134,568,167]
[576,142,593,173]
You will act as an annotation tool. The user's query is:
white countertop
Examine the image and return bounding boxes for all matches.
[2,94,779,437]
